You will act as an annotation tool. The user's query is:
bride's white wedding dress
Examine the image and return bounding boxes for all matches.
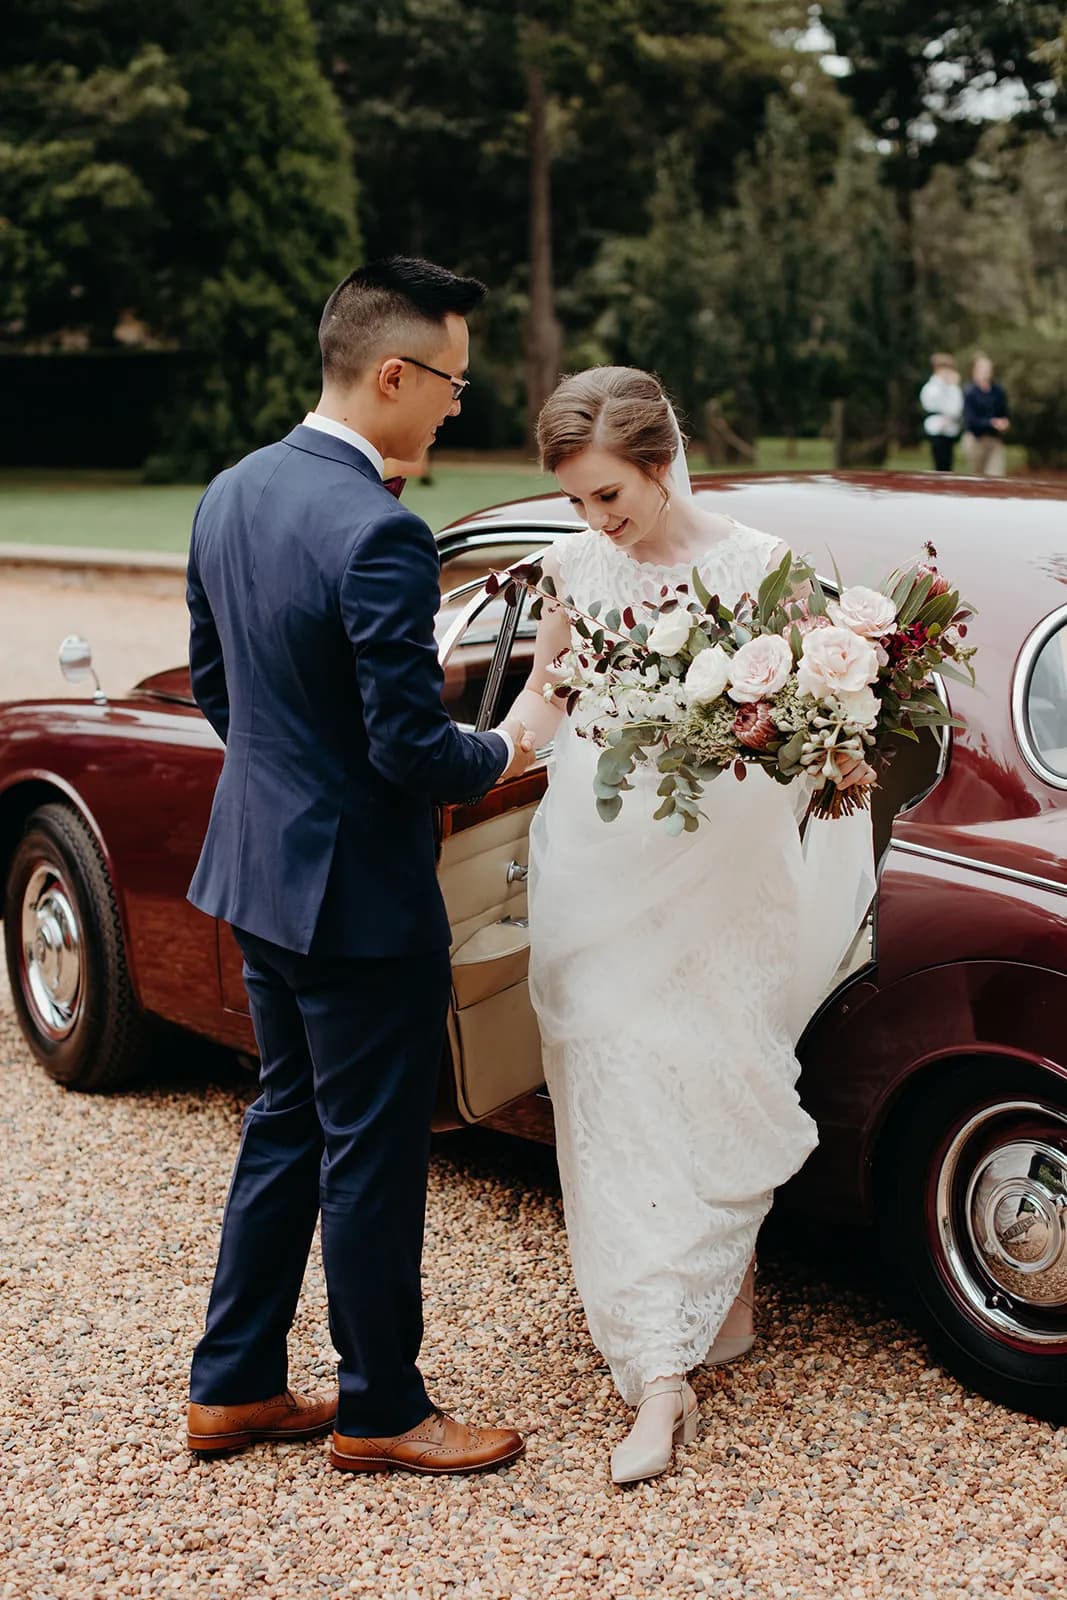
[527,520,874,1403]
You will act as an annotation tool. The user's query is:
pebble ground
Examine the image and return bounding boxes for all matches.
[2,997,1065,1600]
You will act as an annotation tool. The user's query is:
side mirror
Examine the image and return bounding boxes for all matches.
[59,635,107,704]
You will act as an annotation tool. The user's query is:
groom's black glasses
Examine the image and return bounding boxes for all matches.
[398,356,469,403]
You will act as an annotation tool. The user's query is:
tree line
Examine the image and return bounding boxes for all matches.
[2,1,1064,476]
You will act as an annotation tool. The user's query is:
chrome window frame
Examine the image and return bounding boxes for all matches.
[436,529,567,733]
[1010,602,1067,792]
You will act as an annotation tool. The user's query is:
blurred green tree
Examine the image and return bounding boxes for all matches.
[0,0,360,478]
[310,0,784,443]
[819,0,1065,437]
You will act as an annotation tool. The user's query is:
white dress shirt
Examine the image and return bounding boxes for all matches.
[302,411,385,477]
[299,414,515,773]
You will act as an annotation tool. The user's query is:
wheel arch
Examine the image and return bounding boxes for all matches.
[0,776,140,1002]
[866,1044,1067,1189]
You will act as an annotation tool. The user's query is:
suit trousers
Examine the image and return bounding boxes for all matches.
[188,929,452,1436]
[962,432,1006,477]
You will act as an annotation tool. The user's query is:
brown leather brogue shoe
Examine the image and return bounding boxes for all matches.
[187,1388,337,1455]
[330,1408,525,1476]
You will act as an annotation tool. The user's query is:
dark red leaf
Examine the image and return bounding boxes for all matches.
[485,573,501,596]
[734,760,747,781]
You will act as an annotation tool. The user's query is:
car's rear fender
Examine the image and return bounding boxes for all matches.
[789,959,1067,1222]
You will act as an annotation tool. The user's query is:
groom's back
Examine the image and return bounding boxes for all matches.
[187,427,450,956]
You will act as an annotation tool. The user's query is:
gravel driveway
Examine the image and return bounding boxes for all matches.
[2,570,1066,1599]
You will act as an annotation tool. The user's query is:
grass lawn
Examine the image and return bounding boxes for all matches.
[0,440,1027,554]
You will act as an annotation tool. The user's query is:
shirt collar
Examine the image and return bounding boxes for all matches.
[302,413,385,479]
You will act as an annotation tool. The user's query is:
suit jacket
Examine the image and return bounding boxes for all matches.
[186,423,507,957]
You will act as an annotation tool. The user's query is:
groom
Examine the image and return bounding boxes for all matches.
[184,257,532,1474]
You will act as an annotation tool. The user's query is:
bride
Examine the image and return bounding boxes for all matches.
[503,367,875,1484]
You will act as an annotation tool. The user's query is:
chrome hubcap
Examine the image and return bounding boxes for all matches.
[936,1101,1067,1346]
[20,865,82,1040]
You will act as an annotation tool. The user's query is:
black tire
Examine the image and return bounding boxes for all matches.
[3,802,151,1090]
[875,1058,1067,1424]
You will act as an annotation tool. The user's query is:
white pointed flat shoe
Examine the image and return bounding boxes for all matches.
[610,1379,700,1486]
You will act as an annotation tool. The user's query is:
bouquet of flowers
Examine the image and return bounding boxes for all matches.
[486,543,976,833]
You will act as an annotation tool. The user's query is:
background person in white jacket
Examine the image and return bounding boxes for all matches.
[919,352,964,471]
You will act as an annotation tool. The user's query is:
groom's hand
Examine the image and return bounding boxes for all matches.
[498,718,538,780]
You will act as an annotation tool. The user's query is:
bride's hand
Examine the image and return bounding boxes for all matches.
[833,752,877,790]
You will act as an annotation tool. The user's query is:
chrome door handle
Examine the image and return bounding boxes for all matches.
[506,860,529,884]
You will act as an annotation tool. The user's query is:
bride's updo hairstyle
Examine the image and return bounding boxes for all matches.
[536,367,680,490]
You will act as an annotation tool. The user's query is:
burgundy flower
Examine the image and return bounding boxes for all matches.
[733,701,778,751]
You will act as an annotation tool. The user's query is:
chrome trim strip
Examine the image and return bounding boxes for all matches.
[438,519,583,544]
[1011,603,1067,791]
[888,838,1067,898]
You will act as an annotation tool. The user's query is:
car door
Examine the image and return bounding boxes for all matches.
[434,537,560,1122]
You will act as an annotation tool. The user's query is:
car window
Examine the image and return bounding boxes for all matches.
[1023,615,1067,781]
[436,532,563,727]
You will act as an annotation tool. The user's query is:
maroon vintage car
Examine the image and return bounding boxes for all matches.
[2,471,1066,1421]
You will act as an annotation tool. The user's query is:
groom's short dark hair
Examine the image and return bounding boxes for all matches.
[319,257,487,386]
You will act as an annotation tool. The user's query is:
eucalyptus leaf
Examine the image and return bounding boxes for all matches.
[653,796,676,820]
[597,795,624,823]
[688,627,710,656]
[663,811,686,837]
[604,608,622,632]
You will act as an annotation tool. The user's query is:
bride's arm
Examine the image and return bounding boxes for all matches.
[499,546,570,751]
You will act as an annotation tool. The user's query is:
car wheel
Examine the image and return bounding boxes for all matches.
[876,1059,1067,1423]
[3,802,150,1090]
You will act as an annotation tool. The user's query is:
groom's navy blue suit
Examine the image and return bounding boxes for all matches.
[185,423,507,1435]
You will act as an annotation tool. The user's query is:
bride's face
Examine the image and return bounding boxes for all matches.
[555,448,669,551]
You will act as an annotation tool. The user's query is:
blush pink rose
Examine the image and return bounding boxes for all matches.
[796,626,879,700]
[827,585,898,639]
[727,634,793,704]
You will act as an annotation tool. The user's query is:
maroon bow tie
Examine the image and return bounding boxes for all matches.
[383,476,406,499]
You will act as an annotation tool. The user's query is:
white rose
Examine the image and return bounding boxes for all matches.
[727,634,793,704]
[797,626,880,700]
[646,608,692,657]
[683,644,732,706]
[831,685,880,730]
[827,585,898,639]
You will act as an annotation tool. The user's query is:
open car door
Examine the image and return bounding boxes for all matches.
[435,552,553,1123]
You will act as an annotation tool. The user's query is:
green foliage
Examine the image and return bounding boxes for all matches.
[1,1,360,479]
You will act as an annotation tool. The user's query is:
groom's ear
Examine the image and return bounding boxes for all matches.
[378,358,405,399]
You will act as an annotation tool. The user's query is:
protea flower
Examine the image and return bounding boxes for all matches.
[914,562,950,598]
[733,701,777,750]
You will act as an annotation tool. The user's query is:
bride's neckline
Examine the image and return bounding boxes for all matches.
[595,517,746,576]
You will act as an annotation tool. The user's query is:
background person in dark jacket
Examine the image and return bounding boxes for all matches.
[962,354,1011,477]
